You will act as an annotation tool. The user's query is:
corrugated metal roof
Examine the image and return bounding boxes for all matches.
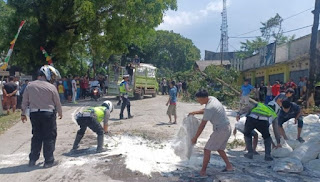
[195,60,230,71]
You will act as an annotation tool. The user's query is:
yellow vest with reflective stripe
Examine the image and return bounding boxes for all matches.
[83,106,106,123]
[119,81,127,94]
[251,103,277,118]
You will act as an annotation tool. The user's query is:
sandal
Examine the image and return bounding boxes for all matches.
[221,168,235,172]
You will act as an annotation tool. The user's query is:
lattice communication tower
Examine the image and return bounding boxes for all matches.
[220,0,229,54]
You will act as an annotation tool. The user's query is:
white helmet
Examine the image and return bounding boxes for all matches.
[102,100,113,112]
[39,65,61,82]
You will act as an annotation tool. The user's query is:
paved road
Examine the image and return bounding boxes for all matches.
[0,95,319,182]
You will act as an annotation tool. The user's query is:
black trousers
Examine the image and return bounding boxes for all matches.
[120,96,131,116]
[244,116,270,140]
[76,117,104,136]
[29,112,57,164]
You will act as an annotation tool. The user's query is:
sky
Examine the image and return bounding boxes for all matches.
[157,0,316,59]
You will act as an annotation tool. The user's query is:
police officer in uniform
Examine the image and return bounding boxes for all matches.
[72,101,113,153]
[21,65,62,168]
[119,75,133,119]
[237,102,282,161]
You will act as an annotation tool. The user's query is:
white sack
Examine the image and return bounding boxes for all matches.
[172,116,200,160]
[286,139,302,150]
[305,159,320,176]
[273,157,303,173]
[271,138,293,158]
[291,140,320,164]
[303,114,319,124]
[235,117,246,132]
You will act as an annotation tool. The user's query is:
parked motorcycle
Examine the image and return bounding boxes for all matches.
[91,86,101,101]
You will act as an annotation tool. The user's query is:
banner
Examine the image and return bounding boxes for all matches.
[40,46,53,65]
[0,20,26,70]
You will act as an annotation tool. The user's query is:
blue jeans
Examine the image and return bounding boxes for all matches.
[59,93,64,102]
[76,88,80,100]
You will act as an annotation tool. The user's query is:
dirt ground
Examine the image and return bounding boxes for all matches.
[0,95,319,182]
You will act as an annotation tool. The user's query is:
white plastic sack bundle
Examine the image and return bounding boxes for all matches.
[303,114,319,124]
[291,140,320,164]
[273,157,303,173]
[283,119,297,140]
[271,138,293,158]
[305,159,320,176]
[235,117,246,132]
[172,116,200,160]
[286,139,302,150]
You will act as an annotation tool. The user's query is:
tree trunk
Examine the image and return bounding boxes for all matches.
[307,0,320,108]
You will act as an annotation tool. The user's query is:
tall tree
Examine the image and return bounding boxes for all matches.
[1,0,177,75]
[132,30,200,74]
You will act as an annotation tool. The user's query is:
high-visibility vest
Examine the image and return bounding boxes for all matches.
[83,106,106,123]
[251,103,277,118]
[119,81,127,94]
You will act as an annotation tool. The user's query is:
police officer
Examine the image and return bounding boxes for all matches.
[72,100,113,153]
[119,75,133,119]
[237,102,281,161]
[21,65,62,168]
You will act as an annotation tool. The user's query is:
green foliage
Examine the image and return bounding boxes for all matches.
[173,66,240,107]
[1,0,177,76]
[128,30,201,75]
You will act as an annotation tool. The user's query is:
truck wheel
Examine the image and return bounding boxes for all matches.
[135,93,142,100]
[140,90,145,99]
[152,92,156,97]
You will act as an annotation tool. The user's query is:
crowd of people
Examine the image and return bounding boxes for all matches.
[54,75,108,104]
[160,78,188,97]
[245,77,309,104]
[1,75,109,115]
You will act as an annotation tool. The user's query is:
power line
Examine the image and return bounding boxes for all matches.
[230,7,313,37]
[283,24,313,33]
[229,24,314,39]
[283,7,313,20]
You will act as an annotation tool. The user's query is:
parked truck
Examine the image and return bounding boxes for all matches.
[107,63,158,99]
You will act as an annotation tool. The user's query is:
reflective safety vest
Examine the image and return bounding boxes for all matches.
[119,81,127,94]
[83,106,106,123]
[251,103,277,118]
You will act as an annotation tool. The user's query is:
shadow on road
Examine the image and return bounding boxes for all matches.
[0,164,42,174]
[155,122,173,126]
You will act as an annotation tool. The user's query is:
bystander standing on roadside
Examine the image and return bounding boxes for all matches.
[182,80,188,97]
[166,81,177,124]
[72,76,77,104]
[21,65,62,168]
[76,77,81,100]
[3,76,18,115]
[240,79,254,108]
[58,80,65,103]
[298,77,306,98]
[162,78,167,95]
[265,82,273,104]
[271,81,280,99]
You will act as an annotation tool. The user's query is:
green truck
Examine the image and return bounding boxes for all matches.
[107,63,158,99]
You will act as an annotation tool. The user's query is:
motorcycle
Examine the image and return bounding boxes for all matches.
[91,86,101,101]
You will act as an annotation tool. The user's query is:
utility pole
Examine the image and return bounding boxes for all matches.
[307,0,320,107]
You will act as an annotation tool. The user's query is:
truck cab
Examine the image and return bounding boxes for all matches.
[107,63,158,99]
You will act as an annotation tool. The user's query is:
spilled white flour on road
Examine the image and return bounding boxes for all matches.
[0,153,28,166]
[103,116,225,176]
